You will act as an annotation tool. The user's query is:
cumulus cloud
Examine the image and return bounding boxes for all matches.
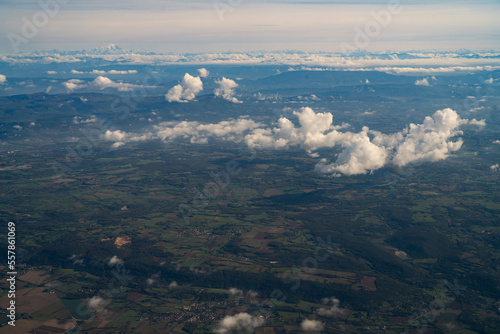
[63,76,153,92]
[197,68,209,78]
[301,319,324,332]
[71,69,137,75]
[13,125,23,130]
[166,73,204,102]
[213,313,265,334]
[169,281,178,288]
[101,107,483,176]
[215,77,242,103]
[491,164,499,171]
[108,255,124,266]
[47,71,57,75]
[87,296,106,313]
[415,78,430,86]
[73,115,98,124]
[0,75,6,83]
[316,297,346,317]
[229,288,244,296]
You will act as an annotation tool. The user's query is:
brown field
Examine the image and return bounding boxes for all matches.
[18,270,54,285]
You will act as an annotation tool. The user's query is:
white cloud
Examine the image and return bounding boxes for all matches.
[146,278,154,285]
[0,75,6,84]
[215,77,242,103]
[169,281,178,288]
[491,164,499,171]
[493,140,500,144]
[301,319,324,332]
[63,76,153,92]
[71,69,137,75]
[73,115,98,124]
[197,68,209,78]
[229,288,243,296]
[47,71,57,75]
[485,78,494,84]
[415,78,430,86]
[316,297,346,317]
[108,255,124,266]
[87,296,106,313]
[213,313,265,334]
[13,125,23,130]
[166,73,204,102]
[101,107,483,176]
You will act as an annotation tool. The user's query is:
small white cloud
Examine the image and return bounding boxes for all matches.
[215,77,242,103]
[108,255,124,266]
[73,115,98,124]
[46,71,57,75]
[493,140,500,144]
[301,319,324,332]
[415,78,430,86]
[13,125,23,130]
[166,73,204,102]
[316,297,346,317]
[87,296,106,313]
[146,278,154,286]
[213,313,265,334]
[169,281,178,288]
[229,288,243,296]
[491,164,499,171]
[485,78,494,84]
[0,75,6,84]
[197,68,209,78]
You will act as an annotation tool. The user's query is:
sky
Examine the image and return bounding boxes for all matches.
[0,0,499,54]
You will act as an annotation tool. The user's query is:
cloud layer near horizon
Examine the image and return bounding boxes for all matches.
[102,107,484,176]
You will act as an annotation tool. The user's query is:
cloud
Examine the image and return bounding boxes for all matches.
[415,78,430,86]
[301,319,324,332]
[63,76,154,92]
[0,75,5,84]
[71,69,138,75]
[13,125,23,130]
[102,107,483,176]
[47,71,57,75]
[493,140,500,144]
[228,288,244,296]
[197,68,209,78]
[169,281,178,288]
[108,255,124,266]
[491,164,499,171]
[213,313,265,334]
[87,296,106,313]
[166,73,204,102]
[215,77,242,103]
[316,297,346,317]
[73,115,98,124]
[485,78,494,84]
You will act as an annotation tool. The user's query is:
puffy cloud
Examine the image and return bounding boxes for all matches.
[62,79,86,91]
[229,288,244,296]
[493,140,500,144]
[73,115,98,124]
[215,77,242,103]
[71,69,137,75]
[169,281,178,288]
[491,164,499,171]
[166,73,204,102]
[47,71,57,75]
[13,125,23,130]
[108,255,124,266]
[415,78,430,86]
[102,107,483,176]
[87,296,106,313]
[0,75,5,83]
[213,313,265,334]
[316,297,346,317]
[63,76,154,92]
[197,68,209,78]
[301,319,324,332]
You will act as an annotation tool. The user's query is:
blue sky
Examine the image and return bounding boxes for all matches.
[1,0,499,53]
